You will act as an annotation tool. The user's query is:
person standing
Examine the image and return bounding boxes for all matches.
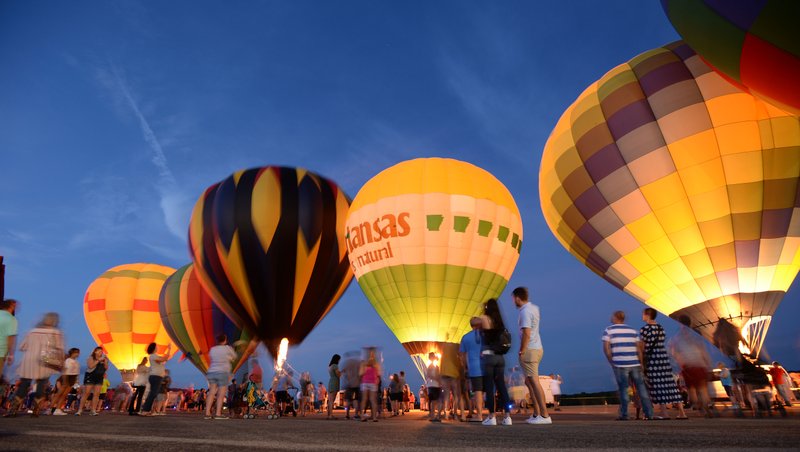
[769,362,793,407]
[460,317,484,422]
[425,352,442,422]
[140,342,171,416]
[513,287,551,425]
[341,352,361,419]
[128,357,149,415]
[76,346,106,416]
[668,315,715,418]
[52,348,80,415]
[3,312,63,417]
[440,343,463,421]
[640,308,687,420]
[0,299,18,384]
[359,348,381,422]
[480,298,512,426]
[602,310,653,420]
[326,354,341,419]
[549,374,562,411]
[205,334,236,420]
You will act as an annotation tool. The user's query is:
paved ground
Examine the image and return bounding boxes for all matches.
[1,405,799,451]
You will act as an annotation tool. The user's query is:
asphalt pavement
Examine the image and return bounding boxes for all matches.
[1,405,799,451]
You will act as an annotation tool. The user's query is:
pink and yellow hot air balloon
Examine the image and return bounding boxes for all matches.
[346,158,523,376]
[84,263,177,379]
[540,41,800,358]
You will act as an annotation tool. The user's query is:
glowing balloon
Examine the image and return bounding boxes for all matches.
[188,166,353,357]
[158,264,254,374]
[346,158,523,376]
[662,0,800,115]
[83,263,178,376]
[540,41,800,358]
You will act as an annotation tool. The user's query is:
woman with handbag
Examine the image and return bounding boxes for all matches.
[3,312,63,418]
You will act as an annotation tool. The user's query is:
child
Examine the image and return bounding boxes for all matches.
[426,352,442,422]
[51,348,80,415]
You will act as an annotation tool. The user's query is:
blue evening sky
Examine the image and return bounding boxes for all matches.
[1,1,798,393]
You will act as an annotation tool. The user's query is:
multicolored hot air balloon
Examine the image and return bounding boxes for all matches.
[662,0,800,115]
[84,263,177,379]
[188,167,353,357]
[158,264,254,374]
[346,158,523,376]
[540,41,800,358]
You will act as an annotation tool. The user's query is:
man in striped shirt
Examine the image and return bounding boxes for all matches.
[602,310,653,420]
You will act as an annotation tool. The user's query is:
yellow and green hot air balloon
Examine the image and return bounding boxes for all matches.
[540,41,800,359]
[347,158,523,376]
[83,263,178,380]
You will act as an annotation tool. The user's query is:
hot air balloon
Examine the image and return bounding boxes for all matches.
[188,166,353,357]
[84,263,178,380]
[158,263,254,375]
[661,0,800,115]
[346,158,523,376]
[539,41,800,359]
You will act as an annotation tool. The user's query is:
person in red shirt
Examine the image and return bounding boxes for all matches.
[769,362,793,407]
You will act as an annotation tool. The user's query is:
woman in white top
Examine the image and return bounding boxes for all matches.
[51,347,80,415]
[205,334,236,419]
[128,356,149,415]
[4,312,64,417]
[140,342,171,416]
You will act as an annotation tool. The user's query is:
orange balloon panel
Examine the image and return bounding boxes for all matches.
[84,263,177,370]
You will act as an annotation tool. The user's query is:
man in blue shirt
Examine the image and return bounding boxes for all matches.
[459,317,484,422]
[602,310,653,420]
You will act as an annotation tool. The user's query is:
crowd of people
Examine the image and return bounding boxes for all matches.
[0,293,795,423]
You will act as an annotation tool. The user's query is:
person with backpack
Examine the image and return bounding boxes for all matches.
[513,287,552,425]
[479,298,512,426]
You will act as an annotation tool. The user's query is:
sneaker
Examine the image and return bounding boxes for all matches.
[204,416,212,420]
[534,416,552,425]
[526,415,541,424]
[501,416,512,426]
[90,411,99,416]
[74,411,82,416]
[53,409,68,416]
[482,417,497,426]
[214,416,229,420]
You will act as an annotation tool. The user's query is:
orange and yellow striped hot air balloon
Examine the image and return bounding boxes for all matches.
[346,158,523,376]
[84,263,177,379]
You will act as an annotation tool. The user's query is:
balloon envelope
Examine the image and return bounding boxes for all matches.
[84,263,177,373]
[188,166,353,357]
[346,157,523,376]
[158,264,253,375]
[540,41,800,357]
[662,0,800,115]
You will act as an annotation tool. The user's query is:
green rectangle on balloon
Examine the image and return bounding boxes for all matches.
[107,310,133,333]
[498,226,510,242]
[427,215,444,231]
[454,216,471,232]
[478,220,493,237]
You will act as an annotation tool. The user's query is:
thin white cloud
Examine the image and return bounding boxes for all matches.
[95,64,192,241]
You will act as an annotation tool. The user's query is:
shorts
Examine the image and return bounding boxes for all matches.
[427,387,442,401]
[361,383,377,393]
[156,393,166,402]
[61,374,78,387]
[390,392,403,402]
[99,393,107,400]
[84,372,102,386]
[275,390,291,403]
[206,371,230,387]
[344,387,361,402]
[682,366,708,389]
[520,348,543,379]
[469,376,484,393]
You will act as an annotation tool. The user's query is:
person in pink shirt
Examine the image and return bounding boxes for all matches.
[359,347,381,422]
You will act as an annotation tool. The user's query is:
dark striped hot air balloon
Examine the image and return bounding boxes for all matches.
[188,166,353,357]
[158,264,254,374]
[539,41,800,359]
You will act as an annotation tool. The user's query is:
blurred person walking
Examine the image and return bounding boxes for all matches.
[440,343,463,421]
[140,342,171,416]
[640,308,687,420]
[513,287,551,425]
[0,299,18,385]
[205,334,236,420]
[128,357,149,415]
[326,354,341,419]
[769,362,793,407]
[669,315,715,418]
[51,348,80,415]
[460,317,484,422]
[359,348,381,422]
[4,312,63,417]
[480,298,512,426]
[602,310,653,420]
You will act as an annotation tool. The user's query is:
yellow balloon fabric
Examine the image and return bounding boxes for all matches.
[84,263,178,372]
[347,158,522,375]
[540,42,800,355]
